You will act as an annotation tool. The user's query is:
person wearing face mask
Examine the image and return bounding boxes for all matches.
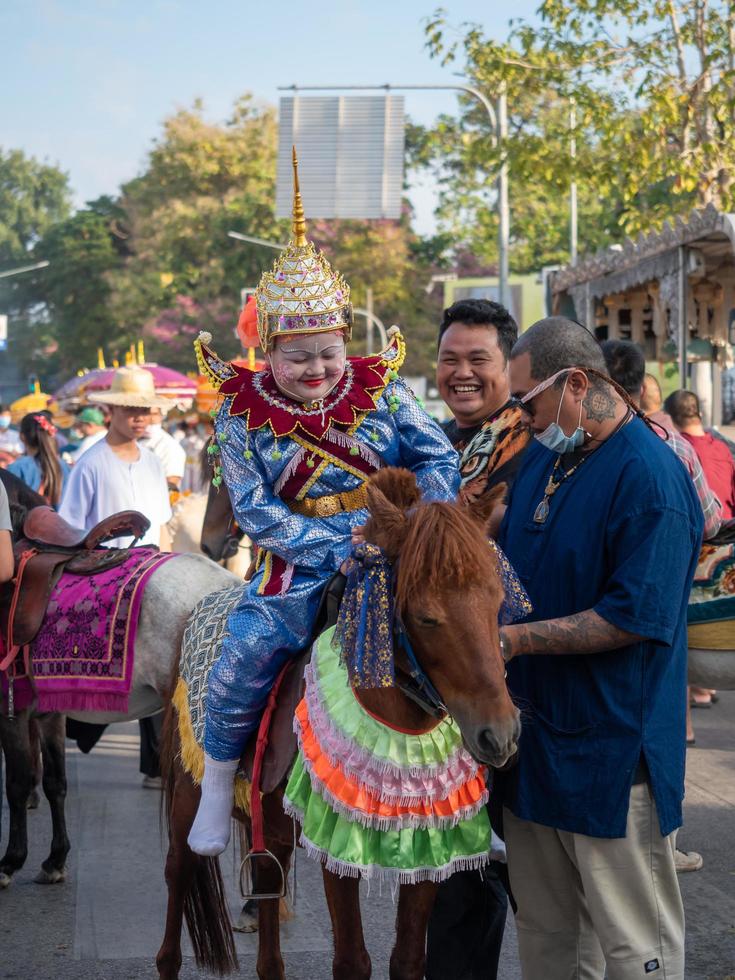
[0,405,23,456]
[491,318,702,980]
[186,150,460,857]
[138,406,186,491]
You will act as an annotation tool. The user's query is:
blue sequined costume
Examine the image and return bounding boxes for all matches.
[197,333,460,761]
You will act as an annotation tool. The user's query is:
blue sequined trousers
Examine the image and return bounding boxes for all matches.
[203,379,460,761]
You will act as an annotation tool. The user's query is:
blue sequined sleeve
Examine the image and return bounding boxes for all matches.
[216,411,355,572]
[389,379,460,502]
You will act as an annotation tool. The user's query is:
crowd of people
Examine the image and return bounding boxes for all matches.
[0,373,213,782]
[426,301,733,977]
[0,291,732,979]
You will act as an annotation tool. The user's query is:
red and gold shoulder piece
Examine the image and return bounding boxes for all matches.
[194,332,240,389]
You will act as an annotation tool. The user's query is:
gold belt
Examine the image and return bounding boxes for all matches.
[286,484,369,518]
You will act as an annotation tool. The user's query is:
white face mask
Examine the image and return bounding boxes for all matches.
[145,423,162,438]
[521,368,587,454]
[0,415,11,430]
[536,377,586,453]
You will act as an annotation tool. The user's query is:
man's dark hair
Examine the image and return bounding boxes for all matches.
[510,316,607,381]
[438,299,518,363]
[664,389,700,426]
[600,340,646,397]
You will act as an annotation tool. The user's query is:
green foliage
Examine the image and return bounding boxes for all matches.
[0,148,72,380]
[102,95,440,376]
[421,1,735,268]
[0,147,71,265]
[37,208,124,375]
[312,211,442,377]
[109,96,286,370]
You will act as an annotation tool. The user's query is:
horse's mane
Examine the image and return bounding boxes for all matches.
[395,502,498,612]
[366,468,500,614]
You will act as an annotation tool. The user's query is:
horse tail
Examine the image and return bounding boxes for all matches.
[160,670,238,976]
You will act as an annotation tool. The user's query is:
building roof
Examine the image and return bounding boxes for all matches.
[552,204,735,296]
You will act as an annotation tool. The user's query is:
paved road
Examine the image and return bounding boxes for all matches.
[1,696,733,979]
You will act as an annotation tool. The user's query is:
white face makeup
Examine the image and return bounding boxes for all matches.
[269,331,347,402]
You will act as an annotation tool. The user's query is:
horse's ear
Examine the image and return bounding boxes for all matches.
[464,482,507,538]
[364,483,410,560]
[368,468,421,510]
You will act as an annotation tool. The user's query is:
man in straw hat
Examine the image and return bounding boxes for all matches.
[188,149,460,856]
[59,365,172,549]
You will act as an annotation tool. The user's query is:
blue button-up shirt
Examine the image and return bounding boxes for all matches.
[498,417,703,838]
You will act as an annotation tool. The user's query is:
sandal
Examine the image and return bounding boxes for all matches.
[690,696,712,708]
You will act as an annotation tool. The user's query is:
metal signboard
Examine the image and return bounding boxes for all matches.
[276,95,405,220]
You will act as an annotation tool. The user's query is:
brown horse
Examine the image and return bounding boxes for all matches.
[156,468,520,980]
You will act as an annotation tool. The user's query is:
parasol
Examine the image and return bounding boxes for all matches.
[10,383,58,425]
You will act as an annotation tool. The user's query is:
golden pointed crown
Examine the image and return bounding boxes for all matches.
[254,147,352,350]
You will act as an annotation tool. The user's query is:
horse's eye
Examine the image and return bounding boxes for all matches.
[416,615,439,628]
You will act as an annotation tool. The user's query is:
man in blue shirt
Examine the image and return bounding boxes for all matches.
[497,318,702,980]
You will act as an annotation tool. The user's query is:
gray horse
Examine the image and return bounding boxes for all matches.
[0,469,239,888]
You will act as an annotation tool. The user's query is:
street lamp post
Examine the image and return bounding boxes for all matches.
[0,260,50,280]
[227,231,287,250]
[278,83,510,309]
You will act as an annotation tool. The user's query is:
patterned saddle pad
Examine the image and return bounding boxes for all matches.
[174,585,252,810]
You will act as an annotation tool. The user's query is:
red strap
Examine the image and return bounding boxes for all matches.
[248,661,292,853]
[0,549,37,672]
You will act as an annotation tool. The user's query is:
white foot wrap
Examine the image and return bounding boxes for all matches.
[187,754,239,856]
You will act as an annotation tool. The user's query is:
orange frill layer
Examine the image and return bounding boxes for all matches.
[296,699,487,821]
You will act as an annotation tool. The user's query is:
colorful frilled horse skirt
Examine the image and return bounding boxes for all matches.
[175,587,492,882]
[283,628,492,885]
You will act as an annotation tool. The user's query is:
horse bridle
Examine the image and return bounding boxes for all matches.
[392,613,448,720]
[389,553,448,720]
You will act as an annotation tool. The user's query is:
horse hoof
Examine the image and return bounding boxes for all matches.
[27,789,41,810]
[233,910,258,933]
[34,867,66,885]
[0,872,11,889]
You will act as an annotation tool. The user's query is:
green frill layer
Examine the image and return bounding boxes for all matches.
[284,627,492,883]
[313,628,464,773]
[285,753,491,884]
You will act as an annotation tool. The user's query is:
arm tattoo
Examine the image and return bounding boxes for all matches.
[582,382,617,423]
[501,609,642,658]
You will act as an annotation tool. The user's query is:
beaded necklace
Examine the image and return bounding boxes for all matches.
[533,409,632,524]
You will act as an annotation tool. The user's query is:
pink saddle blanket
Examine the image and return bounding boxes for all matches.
[2,548,175,714]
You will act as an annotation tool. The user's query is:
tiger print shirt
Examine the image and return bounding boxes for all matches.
[443,399,531,505]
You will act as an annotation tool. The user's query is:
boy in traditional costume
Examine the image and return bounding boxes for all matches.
[188,152,460,855]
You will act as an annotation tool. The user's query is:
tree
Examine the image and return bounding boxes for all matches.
[110,96,286,370]
[33,204,126,375]
[420,2,735,270]
[0,149,72,380]
[0,148,71,266]
[110,95,442,375]
[312,208,444,377]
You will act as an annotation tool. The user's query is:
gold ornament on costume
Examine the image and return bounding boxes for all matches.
[255,146,352,351]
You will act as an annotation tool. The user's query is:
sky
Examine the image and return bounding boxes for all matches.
[2,0,540,234]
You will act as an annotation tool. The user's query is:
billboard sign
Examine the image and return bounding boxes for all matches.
[277,95,405,220]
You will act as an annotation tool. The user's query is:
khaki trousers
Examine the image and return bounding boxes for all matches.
[503,783,684,980]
